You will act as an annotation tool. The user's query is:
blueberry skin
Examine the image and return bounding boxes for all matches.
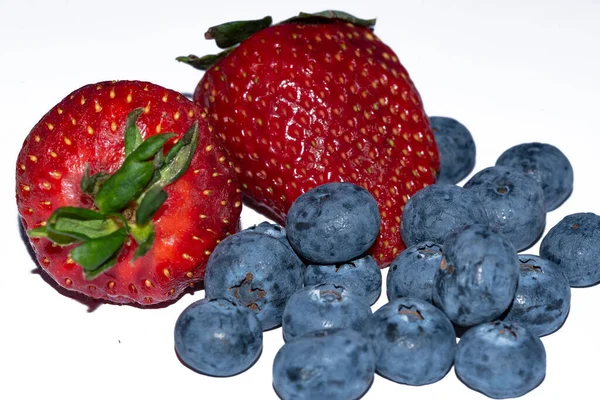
[174,298,263,377]
[282,283,372,342]
[387,241,443,303]
[496,142,573,211]
[464,166,546,251]
[273,329,376,400]
[540,212,600,287]
[286,182,381,264]
[433,224,520,327]
[245,221,295,253]
[455,321,546,398]
[502,254,571,336]
[304,255,382,305]
[430,116,476,184]
[204,231,304,330]
[364,297,456,385]
[400,184,489,247]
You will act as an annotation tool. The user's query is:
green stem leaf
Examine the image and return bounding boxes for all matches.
[136,122,198,220]
[70,228,127,279]
[178,11,375,73]
[205,16,272,49]
[136,187,167,225]
[130,223,155,261]
[95,160,155,213]
[286,10,376,29]
[95,133,175,213]
[155,122,199,188]
[84,256,119,280]
[28,226,78,245]
[47,207,117,241]
[106,212,131,235]
[127,133,176,162]
[124,108,145,157]
[176,50,233,71]
[80,164,111,198]
[153,147,165,171]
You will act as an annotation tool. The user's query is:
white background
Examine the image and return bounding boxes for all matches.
[2,0,599,399]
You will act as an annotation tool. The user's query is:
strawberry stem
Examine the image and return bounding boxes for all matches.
[284,10,376,29]
[80,164,110,198]
[136,187,167,225]
[130,223,155,262]
[205,16,273,49]
[178,10,376,71]
[29,226,78,245]
[124,107,144,156]
[28,108,199,280]
[176,51,233,71]
[72,228,128,279]
[46,207,118,241]
[94,133,175,214]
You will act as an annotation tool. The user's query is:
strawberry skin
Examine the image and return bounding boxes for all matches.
[16,80,241,305]
[192,17,439,266]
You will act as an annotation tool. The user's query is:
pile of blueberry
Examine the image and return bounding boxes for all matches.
[173,116,600,399]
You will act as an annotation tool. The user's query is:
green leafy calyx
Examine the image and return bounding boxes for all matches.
[29,108,199,280]
[177,10,375,71]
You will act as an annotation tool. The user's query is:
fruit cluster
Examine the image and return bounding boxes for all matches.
[15,9,597,400]
[16,10,439,305]
[174,117,597,399]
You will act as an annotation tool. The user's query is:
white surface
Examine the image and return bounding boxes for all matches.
[2,0,599,399]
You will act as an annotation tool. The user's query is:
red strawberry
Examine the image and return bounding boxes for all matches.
[16,80,241,305]
[179,11,439,266]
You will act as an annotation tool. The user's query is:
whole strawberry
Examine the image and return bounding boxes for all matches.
[16,80,241,305]
[179,11,439,266]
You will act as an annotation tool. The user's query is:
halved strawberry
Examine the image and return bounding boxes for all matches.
[179,11,439,266]
[16,80,241,305]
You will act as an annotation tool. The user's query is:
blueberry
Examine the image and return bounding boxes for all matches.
[286,182,380,264]
[282,283,372,342]
[540,212,600,287]
[245,221,296,253]
[204,231,304,330]
[455,321,546,398]
[400,183,489,247]
[502,254,571,336]
[464,166,546,251]
[496,142,573,211]
[386,241,443,303]
[364,298,456,385]
[430,116,476,184]
[174,298,263,377]
[304,255,382,305]
[433,224,520,327]
[273,328,376,400]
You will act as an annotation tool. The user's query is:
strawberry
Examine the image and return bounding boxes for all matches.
[179,11,439,266]
[16,80,241,305]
